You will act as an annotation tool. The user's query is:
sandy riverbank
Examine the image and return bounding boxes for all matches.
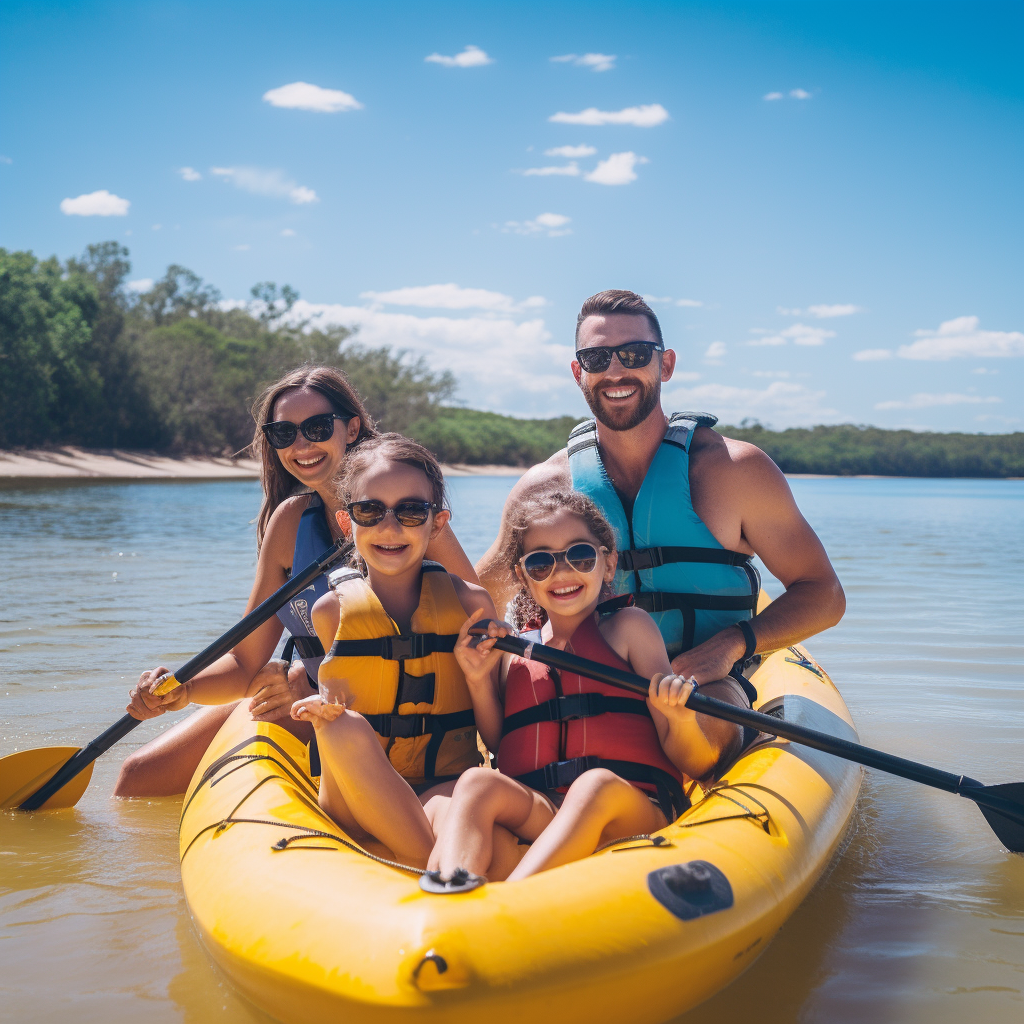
[0,447,526,481]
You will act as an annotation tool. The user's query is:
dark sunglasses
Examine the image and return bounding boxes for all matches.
[261,412,353,450]
[520,543,601,582]
[575,341,664,374]
[346,499,440,528]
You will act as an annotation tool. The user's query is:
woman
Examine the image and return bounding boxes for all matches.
[114,365,477,797]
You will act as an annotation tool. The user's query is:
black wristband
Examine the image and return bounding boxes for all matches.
[735,619,757,662]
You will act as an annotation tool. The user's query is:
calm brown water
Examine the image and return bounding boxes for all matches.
[1,476,1022,1023]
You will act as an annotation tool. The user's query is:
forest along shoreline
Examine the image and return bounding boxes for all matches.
[0,447,527,481]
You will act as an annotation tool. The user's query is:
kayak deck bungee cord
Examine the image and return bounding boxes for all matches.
[178,634,863,1024]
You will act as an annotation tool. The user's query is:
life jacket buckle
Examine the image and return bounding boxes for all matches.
[553,693,602,721]
[542,756,601,790]
[386,634,424,660]
[619,548,661,572]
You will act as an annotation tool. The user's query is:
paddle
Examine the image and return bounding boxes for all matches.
[3,539,350,811]
[473,625,1024,853]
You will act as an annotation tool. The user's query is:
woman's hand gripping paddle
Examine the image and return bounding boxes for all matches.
[470,622,1024,853]
[1,541,351,811]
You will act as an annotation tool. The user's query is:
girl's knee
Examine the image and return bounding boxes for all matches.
[452,766,502,803]
[565,768,631,808]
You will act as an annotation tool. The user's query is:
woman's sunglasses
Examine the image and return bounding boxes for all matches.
[520,543,601,582]
[261,412,353,450]
[346,500,440,528]
[575,341,663,374]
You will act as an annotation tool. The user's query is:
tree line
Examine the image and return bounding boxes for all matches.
[1,242,1020,476]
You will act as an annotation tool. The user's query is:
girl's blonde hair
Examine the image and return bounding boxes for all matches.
[250,364,377,550]
[498,489,617,629]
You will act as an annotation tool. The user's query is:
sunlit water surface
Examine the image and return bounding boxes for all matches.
[1,476,1022,1023]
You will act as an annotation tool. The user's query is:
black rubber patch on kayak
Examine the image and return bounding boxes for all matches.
[647,861,733,921]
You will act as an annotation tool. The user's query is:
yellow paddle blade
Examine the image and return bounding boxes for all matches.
[0,746,94,810]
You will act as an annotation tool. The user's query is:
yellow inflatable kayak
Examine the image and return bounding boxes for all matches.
[179,641,861,1024]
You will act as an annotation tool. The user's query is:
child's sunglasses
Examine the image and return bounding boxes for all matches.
[261,412,353,450]
[575,341,663,374]
[520,543,600,582]
[346,500,440,528]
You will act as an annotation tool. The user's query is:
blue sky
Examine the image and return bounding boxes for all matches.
[1,1,1021,430]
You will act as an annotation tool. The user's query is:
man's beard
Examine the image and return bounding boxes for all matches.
[579,375,661,432]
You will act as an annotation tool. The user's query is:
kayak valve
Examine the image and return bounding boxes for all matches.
[411,948,471,992]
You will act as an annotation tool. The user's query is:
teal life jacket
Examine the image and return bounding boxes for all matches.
[567,412,760,659]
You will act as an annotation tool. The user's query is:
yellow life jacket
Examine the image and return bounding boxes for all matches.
[319,561,482,786]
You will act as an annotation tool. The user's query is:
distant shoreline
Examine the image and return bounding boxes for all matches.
[0,446,527,482]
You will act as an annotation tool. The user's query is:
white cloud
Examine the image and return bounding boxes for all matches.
[233,244,250,251]
[763,92,784,101]
[283,300,573,416]
[584,151,648,185]
[502,212,572,236]
[60,190,130,216]
[853,349,893,361]
[263,82,363,113]
[550,104,669,127]
[546,144,596,158]
[972,367,999,374]
[126,278,153,293]
[676,298,703,308]
[210,167,319,204]
[790,89,812,99]
[178,166,201,181]
[748,323,836,347]
[360,283,544,313]
[807,303,860,318]
[550,53,616,72]
[523,162,581,177]
[752,370,791,378]
[897,316,1024,360]
[425,45,493,68]
[704,341,727,365]
[663,381,839,427]
[281,228,296,237]
[875,392,1002,410]
[0,155,12,164]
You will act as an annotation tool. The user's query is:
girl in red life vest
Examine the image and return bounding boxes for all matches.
[426,489,718,887]
[289,435,504,870]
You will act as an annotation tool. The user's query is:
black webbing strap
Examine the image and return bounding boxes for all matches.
[282,635,325,690]
[502,693,650,737]
[631,592,759,614]
[328,633,459,660]
[618,546,754,572]
[363,707,475,740]
[515,757,689,821]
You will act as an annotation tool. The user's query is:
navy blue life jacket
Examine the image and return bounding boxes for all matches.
[276,494,335,687]
[567,412,760,660]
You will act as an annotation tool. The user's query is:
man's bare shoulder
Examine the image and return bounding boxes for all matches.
[507,449,570,500]
[689,427,782,486]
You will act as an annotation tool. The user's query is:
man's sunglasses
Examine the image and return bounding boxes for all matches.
[520,543,601,582]
[575,341,664,374]
[261,412,353,450]
[346,499,440,528]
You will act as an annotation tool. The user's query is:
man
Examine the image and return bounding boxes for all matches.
[477,289,845,768]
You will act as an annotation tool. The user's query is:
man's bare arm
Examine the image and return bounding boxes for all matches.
[474,452,569,612]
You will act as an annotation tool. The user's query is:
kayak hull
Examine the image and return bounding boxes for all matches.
[179,642,861,1024]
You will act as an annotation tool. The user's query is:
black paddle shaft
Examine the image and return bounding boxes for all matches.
[485,631,1024,850]
[19,540,350,810]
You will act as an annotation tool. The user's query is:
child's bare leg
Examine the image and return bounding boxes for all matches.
[426,767,554,879]
[508,769,666,880]
[297,701,435,867]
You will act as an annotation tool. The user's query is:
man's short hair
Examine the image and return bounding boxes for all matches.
[575,289,663,348]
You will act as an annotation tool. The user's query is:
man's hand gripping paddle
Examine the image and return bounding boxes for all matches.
[469,621,1024,853]
[1,541,350,811]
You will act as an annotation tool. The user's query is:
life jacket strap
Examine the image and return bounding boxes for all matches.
[329,633,459,661]
[631,592,759,614]
[363,707,475,739]
[515,758,689,821]
[501,693,651,737]
[618,546,753,572]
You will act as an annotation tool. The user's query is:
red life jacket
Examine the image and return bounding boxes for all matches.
[497,611,688,821]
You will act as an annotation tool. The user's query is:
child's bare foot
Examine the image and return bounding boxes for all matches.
[291,694,347,725]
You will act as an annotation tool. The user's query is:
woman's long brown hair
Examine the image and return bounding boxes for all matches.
[250,365,377,550]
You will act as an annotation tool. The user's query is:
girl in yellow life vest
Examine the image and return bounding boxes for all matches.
[290,434,504,868]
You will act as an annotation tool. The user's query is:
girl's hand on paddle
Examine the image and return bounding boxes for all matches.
[127,666,191,719]
[291,694,346,726]
[456,611,512,688]
[248,659,309,722]
[648,673,698,723]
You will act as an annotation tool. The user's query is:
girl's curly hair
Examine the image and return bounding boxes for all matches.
[498,488,617,630]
